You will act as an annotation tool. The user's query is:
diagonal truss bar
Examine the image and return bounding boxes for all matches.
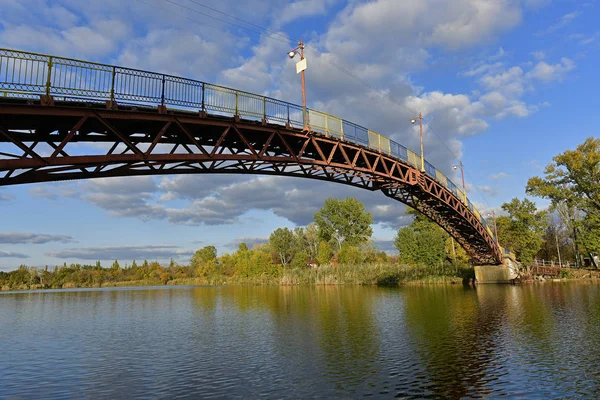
[0,126,46,164]
[49,115,88,159]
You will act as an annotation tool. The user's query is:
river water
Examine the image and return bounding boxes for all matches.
[1,283,599,398]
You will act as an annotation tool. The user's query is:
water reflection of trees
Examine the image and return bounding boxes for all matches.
[402,283,600,397]
[190,285,383,396]
[186,283,600,397]
[402,285,510,398]
[502,282,600,396]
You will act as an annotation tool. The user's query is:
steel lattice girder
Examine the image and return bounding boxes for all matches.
[0,101,502,264]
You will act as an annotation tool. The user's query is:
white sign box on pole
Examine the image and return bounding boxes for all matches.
[296,58,307,74]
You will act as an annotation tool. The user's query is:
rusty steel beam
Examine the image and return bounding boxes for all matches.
[0,100,502,264]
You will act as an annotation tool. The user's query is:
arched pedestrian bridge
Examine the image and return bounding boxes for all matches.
[0,48,507,265]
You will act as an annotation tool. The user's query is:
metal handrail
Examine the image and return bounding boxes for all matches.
[532,259,575,269]
[0,47,503,251]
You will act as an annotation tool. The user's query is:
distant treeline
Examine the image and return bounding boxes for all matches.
[1,198,471,290]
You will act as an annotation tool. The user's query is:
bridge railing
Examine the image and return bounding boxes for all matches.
[532,259,576,269]
[0,48,501,252]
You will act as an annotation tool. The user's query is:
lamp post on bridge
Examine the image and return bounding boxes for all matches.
[288,39,309,131]
[410,113,425,172]
[452,161,466,195]
[487,211,499,244]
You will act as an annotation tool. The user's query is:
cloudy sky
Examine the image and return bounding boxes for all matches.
[0,0,598,270]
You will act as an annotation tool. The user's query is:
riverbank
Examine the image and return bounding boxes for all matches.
[1,263,474,291]
[525,267,600,282]
[4,263,600,292]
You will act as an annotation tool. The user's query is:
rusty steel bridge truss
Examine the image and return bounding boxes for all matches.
[0,48,504,264]
[0,101,502,264]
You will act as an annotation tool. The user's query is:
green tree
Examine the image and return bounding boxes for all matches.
[192,246,217,264]
[445,237,469,264]
[293,227,309,253]
[191,245,218,277]
[269,228,296,266]
[496,198,548,263]
[317,240,332,265]
[304,223,320,259]
[338,243,364,265]
[250,245,280,276]
[314,197,373,250]
[395,213,447,266]
[233,243,251,277]
[527,137,600,215]
[579,214,600,258]
[527,137,600,264]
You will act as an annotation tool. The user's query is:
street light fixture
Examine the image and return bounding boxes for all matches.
[410,113,425,172]
[287,39,308,130]
[452,161,466,195]
[486,211,499,243]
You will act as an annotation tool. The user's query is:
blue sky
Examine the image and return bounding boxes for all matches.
[0,0,598,270]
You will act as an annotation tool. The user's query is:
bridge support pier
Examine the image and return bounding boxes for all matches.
[474,258,519,284]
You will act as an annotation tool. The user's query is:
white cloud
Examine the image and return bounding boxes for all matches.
[324,0,521,52]
[219,33,290,93]
[536,11,580,36]
[461,62,505,77]
[117,28,240,79]
[531,51,546,60]
[490,172,510,181]
[59,174,409,230]
[0,19,129,59]
[276,0,340,26]
[0,250,29,258]
[0,191,15,201]
[29,187,59,200]
[477,185,498,197]
[526,58,575,82]
[480,66,527,97]
[576,32,600,45]
[524,0,551,9]
[47,245,193,261]
[0,232,74,244]
[225,237,269,251]
[465,55,575,118]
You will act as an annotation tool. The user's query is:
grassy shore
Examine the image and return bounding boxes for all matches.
[1,263,475,291]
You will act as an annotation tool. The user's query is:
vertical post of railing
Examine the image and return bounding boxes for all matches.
[201,82,205,113]
[378,134,381,152]
[263,97,267,123]
[161,74,165,106]
[235,91,239,116]
[45,56,53,100]
[110,66,116,108]
[340,121,344,140]
[325,115,329,137]
[287,104,290,126]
